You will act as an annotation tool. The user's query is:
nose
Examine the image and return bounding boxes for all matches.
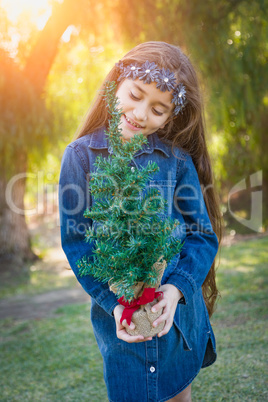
[133,105,147,122]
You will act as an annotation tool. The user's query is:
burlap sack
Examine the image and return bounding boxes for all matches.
[110,258,167,338]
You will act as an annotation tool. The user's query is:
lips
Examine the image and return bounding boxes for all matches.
[124,114,144,129]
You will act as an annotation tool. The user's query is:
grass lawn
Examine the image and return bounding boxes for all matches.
[1,237,267,401]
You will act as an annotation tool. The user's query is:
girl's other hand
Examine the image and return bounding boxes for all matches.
[113,304,153,343]
[151,284,183,337]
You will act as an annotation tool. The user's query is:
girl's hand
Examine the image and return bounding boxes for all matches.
[113,305,153,343]
[151,284,183,337]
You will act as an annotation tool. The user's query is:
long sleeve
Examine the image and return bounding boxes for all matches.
[165,153,219,304]
[58,144,119,316]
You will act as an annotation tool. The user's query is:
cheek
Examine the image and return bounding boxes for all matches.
[158,116,170,129]
[116,94,128,111]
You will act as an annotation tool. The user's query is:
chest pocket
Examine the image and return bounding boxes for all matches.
[148,180,177,216]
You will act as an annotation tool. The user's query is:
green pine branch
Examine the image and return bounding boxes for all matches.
[77,81,182,301]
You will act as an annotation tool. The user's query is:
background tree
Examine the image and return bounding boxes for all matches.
[1,0,266,268]
[116,0,268,228]
[0,0,121,265]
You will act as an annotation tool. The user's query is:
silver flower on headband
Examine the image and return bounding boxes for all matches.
[118,63,140,81]
[172,83,187,114]
[116,60,187,115]
[138,61,159,84]
[115,61,124,72]
[155,68,177,92]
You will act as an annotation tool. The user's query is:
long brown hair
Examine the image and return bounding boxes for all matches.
[77,41,222,316]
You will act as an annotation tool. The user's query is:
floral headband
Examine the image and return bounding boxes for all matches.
[115,60,187,115]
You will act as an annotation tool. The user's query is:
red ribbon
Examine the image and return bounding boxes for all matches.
[118,288,163,326]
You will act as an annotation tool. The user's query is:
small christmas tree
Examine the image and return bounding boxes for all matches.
[77,81,182,302]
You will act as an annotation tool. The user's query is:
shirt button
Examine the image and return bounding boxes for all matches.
[150,366,155,373]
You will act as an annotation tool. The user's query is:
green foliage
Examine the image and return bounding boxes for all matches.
[0,50,53,179]
[195,0,268,185]
[45,39,126,145]
[117,0,268,189]
[0,3,127,177]
[77,82,182,301]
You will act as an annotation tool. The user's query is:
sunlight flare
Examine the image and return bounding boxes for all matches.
[1,0,52,27]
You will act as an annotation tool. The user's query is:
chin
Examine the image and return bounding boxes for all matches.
[121,132,135,141]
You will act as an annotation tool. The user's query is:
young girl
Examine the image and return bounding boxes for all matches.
[59,41,222,402]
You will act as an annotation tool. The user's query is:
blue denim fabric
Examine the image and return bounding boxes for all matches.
[59,127,219,401]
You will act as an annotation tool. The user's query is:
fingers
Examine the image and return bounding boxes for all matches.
[152,313,171,338]
[152,305,174,338]
[151,287,179,338]
[113,283,181,342]
[157,324,172,337]
[117,327,153,343]
[115,315,152,343]
[116,322,153,343]
[121,319,135,331]
[151,298,166,314]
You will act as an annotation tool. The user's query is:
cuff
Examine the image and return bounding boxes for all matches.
[166,269,197,305]
[95,288,120,316]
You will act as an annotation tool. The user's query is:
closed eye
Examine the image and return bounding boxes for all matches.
[130,91,140,101]
[130,91,164,116]
[152,108,163,116]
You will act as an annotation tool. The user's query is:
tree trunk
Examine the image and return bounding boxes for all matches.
[260,111,268,227]
[0,0,86,266]
[24,0,82,95]
[0,150,35,264]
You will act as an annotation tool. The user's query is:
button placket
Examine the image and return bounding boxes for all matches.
[145,336,158,402]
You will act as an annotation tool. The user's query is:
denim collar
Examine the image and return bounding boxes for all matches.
[88,126,171,158]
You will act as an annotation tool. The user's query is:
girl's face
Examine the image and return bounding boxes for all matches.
[116,78,174,141]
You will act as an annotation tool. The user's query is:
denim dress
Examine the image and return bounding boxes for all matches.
[59,127,219,402]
